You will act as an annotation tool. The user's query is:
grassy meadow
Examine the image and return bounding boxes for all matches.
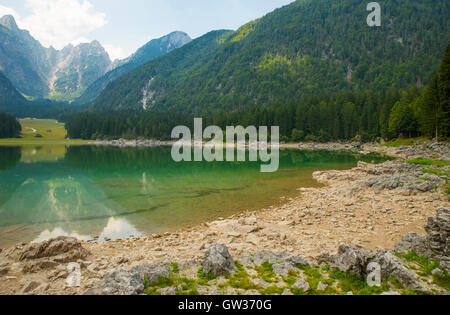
[0,119,88,145]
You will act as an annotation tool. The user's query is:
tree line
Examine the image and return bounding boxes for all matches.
[66,42,450,142]
[0,112,21,138]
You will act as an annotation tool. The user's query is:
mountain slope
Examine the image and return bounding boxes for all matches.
[0,15,111,101]
[76,31,191,105]
[92,0,450,113]
[0,71,27,110]
[0,15,51,98]
[91,30,233,111]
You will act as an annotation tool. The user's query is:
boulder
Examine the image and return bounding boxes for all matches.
[394,233,431,257]
[102,263,170,295]
[322,245,429,292]
[291,279,311,293]
[13,237,90,263]
[103,269,144,295]
[272,262,297,276]
[425,207,449,259]
[331,244,368,275]
[202,244,236,276]
[367,249,428,293]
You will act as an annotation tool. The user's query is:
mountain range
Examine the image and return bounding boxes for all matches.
[0,15,111,101]
[91,0,450,114]
[75,31,191,105]
[0,15,191,103]
[0,0,449,117]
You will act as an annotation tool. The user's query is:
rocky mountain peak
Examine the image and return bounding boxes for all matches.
[0,15,18,32]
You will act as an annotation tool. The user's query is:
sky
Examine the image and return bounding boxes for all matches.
[0,0,294,61]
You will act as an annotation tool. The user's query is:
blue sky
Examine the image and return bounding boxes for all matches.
[0,0,294,60]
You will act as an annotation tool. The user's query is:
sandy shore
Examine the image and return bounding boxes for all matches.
[0,142,448,295]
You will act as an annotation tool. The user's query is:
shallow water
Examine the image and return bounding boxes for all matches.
[0,145,389,248]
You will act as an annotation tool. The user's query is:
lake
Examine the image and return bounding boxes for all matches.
[0,145,389,248]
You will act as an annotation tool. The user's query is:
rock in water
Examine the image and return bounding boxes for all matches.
[202,244,236,276]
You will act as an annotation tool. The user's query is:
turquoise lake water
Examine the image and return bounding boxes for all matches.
[0,145,389,248]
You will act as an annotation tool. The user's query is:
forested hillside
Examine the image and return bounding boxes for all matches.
[0,112,21,138]
[76,32,191,105]
[0,71,27,110]
[90,30,233,111]
[92,0,450,113]
[67,41,450,141]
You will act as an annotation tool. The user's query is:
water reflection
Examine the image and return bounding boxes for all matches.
[32,217,144,244]
[0,146,21,171]
[0,145,391,248]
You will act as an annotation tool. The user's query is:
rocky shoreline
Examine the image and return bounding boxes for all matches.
[0,142,448,295]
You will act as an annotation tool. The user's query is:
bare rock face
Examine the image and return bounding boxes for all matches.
[395,207,449,272]
[324,245,428,292]
[103,269,145,295]
[425,207,450,259]
[202,244,236,276]
[16,237,90,263]
[367,250,428,292]
[395,233,432,257]
[6,237,90,273]
[331,244,369,275]
[102,263,170,295]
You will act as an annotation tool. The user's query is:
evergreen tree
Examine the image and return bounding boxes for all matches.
[438,42,450,138]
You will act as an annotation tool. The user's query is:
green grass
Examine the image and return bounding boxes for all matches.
[383,138,429,147]
[421,168,450,177]
[225,262,259,291]
[329,269,389,295]
[396,252,442,276]
[144,258,449,296]
[0,119,88,145]
[255,261,278,283]
[407,158,450,167]
[396,251,449,291]
[444,183,450,195]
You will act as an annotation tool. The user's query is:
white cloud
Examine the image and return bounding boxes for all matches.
[1,0,108,50]
[103,43,127,61]
[0,5,20,19]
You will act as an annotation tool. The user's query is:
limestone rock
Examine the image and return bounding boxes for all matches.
[394,233,431,257]
[368,249,428,293]
[425,207,449,259]
[14,237,90,263]
[103,269,144,295]
[331,244,368,275]
[381,291,401,295]
[272,262,297,276]
[202,244,235,276]
[102,263,170,295]
[291,279,310,293]
[317,281,328,291]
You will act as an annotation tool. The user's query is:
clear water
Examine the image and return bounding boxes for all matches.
[0,145,389,248]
